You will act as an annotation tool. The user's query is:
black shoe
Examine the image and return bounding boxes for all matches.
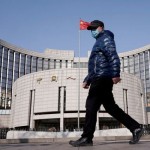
[69,137,93,147]
[129,128,144,144]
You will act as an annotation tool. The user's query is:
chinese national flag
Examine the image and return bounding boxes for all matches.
[80,19,90,30]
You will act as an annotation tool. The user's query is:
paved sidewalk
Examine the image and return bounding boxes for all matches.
[0,140,150,150]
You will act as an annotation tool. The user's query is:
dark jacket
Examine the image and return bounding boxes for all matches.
[84,30,120,85]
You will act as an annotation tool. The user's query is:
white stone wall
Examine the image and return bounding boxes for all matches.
[148,112,150,124]
[113,73,145,123]
[10,74,34,127]
[44,49,74,60]
[10,69,146,128]
[0,115,10,128]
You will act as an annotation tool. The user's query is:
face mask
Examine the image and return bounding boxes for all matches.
[91,29,100,38]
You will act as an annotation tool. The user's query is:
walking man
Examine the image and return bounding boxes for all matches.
[69,20,144,147]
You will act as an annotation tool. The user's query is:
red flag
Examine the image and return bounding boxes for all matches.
[80,19,90,30]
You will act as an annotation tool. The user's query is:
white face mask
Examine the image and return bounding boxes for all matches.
[91,29,100,38]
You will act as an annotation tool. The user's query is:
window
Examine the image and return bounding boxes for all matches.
[20,54,25,76]
[31,57,37,73]
[49,59,55,69]
[144,51,149,61]
[120,58,124,72]
[14,52,20,80]
[67,60,72,68]
[37,58,43,71]
[26,55,31,74]
[43,59,49,70]
[139,53,143,63]
[55,60,61,69]
[73,62,77,68]
[123,57,128,67]
[8,51,14,80]
[60,60,67,68]
[58,87,61,111]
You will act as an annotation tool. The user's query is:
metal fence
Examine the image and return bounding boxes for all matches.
[143,124,150,135]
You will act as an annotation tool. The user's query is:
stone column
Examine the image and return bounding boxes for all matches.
[96,112,99,130]
[29,89,35,129]
[60,86,64,131]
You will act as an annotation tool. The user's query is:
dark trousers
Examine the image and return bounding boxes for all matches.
[81,78,140,140]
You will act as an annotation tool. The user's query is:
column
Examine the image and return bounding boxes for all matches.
[29,89,35,129]
[60,86,65,131]
[96,112,99,130]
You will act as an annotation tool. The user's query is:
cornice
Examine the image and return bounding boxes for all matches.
[119,45,150,57]
[0,39,74,60]
[0,39,43,57]
[1,38,150,59]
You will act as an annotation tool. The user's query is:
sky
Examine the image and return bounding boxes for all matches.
[0,0,150,57]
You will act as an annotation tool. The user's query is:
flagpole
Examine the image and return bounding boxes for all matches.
[78,28,81,130]
[77,19,90,130]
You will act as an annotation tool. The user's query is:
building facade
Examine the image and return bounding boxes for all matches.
[119,46,150,107]
[10,69,145,131]
[0,39,150,128]
[0,39,74,112]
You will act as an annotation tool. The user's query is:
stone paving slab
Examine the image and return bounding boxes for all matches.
[1,135,150,144]
[0,140,150,150]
